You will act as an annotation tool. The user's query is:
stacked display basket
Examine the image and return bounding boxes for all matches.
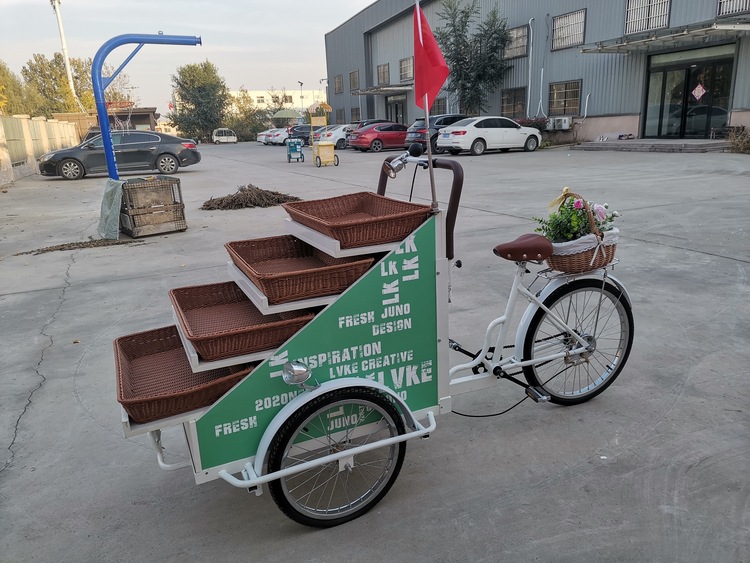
[116,191,431,425]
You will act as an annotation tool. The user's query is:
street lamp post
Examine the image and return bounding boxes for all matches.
[298,81,304,113]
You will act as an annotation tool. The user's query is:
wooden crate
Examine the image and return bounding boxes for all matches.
[120,204,187,238]
[121,176,183,210]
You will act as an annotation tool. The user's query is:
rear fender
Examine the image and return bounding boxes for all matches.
[514,273,632,354]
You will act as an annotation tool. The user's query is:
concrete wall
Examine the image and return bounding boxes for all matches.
[0,115,79,187]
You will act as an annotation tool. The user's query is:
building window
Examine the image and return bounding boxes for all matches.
[625,0,670,34]
[351,107,361,122]
[336,109,345,124]
[377,63,390,86]
[432,98,447,115]
[349,70,359,91]
[504,26,528,59]
[552,10,586,50]
[272,95,280,104]
[399,57,414,82]
[256,96,265,104]
[282,95,293,104]
[549,80,581,116]
[718,0,750,15]
[501,87,526,118]
[334,75,343,94]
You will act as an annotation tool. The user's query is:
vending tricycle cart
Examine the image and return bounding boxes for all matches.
[117,147,633,528]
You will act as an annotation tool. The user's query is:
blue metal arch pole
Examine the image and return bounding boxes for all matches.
[91,33,201,180]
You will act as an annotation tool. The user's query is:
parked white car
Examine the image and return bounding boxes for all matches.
[436,116,541,155]
[257,129,273,143]
[313,124,347,149]
[268,128,292,145]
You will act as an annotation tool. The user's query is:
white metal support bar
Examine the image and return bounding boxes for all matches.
[217,411,436,489]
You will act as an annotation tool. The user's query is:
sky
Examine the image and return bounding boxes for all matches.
[0,0,377,116]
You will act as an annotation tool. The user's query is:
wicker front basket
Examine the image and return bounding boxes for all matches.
[169,281,314,361]
[225,235,374,304]
[547,243,617,274]
[115,325,254,423]
[282,192,431,248]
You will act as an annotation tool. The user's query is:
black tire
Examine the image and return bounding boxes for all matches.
[58,159,84,180]
[522,279,634,405]
[214,140,220,145]
[431,136,445,154]
[287,154,291,163]
[334,154,339,166]
[335,139,346,150]
[315,156,321,167]
[300,153,305,162]
[470,138,486,156]
[156,154,178,174]
[524,136,539,152]
[449,149,461,155]
[370,139,383,152]
[267,388,406,528]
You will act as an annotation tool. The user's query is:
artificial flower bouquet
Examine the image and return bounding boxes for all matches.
[533,187,620,273]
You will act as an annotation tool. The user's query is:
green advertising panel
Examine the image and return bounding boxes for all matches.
[195,217,438,470]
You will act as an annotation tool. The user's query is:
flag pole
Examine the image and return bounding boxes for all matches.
[423,93,438,211]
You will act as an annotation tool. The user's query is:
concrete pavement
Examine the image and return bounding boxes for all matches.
[1,142,749,562]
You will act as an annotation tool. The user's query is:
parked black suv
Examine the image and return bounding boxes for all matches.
[287,124,315,145]
[405,114,468,153]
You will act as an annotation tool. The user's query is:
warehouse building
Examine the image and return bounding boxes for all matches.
[324,0,750,140]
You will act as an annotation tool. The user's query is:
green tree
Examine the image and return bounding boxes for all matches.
[168,60,229,142]
[0,61,46,116]
[18,53,134,116]
[225,88,270,141]
[433,0,511,115]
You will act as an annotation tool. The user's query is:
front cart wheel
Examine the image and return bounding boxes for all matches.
[267,388,406,528]
[334,154,339,166]
[522,279,634,405]
[300,153,305,162]
[315,156,321,167]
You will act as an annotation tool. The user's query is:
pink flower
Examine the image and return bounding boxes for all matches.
[573,199,584,209]
[593,204,607,221]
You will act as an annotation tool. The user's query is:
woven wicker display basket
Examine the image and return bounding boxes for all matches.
[282,192,431,248]
[225,235,374,304]
[115,325,255,423]
[169,281,314,361]
[546,191,618,274]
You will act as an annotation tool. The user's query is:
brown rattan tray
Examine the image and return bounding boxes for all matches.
[281,192,431,248]
[225,235,374,304]
[169,281,314,361]
[115,325,255,423]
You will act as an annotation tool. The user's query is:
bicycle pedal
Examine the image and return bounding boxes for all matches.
[525,386,551,403]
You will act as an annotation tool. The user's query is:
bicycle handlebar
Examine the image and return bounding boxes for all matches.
[377,155,463,260]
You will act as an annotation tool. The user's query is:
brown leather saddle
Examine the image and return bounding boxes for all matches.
[493,233,553,262]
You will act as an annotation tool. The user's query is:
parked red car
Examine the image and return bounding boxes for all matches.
[348,122,409,152]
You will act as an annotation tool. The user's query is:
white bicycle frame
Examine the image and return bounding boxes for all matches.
[447,260,630,397]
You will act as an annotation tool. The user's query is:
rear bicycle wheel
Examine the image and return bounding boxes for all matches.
[522,279,633,405]
[267,388,406,527]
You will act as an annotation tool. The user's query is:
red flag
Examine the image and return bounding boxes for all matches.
[413,2,449,111]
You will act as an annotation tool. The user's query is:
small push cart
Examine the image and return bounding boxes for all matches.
[312,141,338,167]
[286,137,304,163]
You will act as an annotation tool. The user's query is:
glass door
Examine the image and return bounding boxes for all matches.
[644,57,733,139]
